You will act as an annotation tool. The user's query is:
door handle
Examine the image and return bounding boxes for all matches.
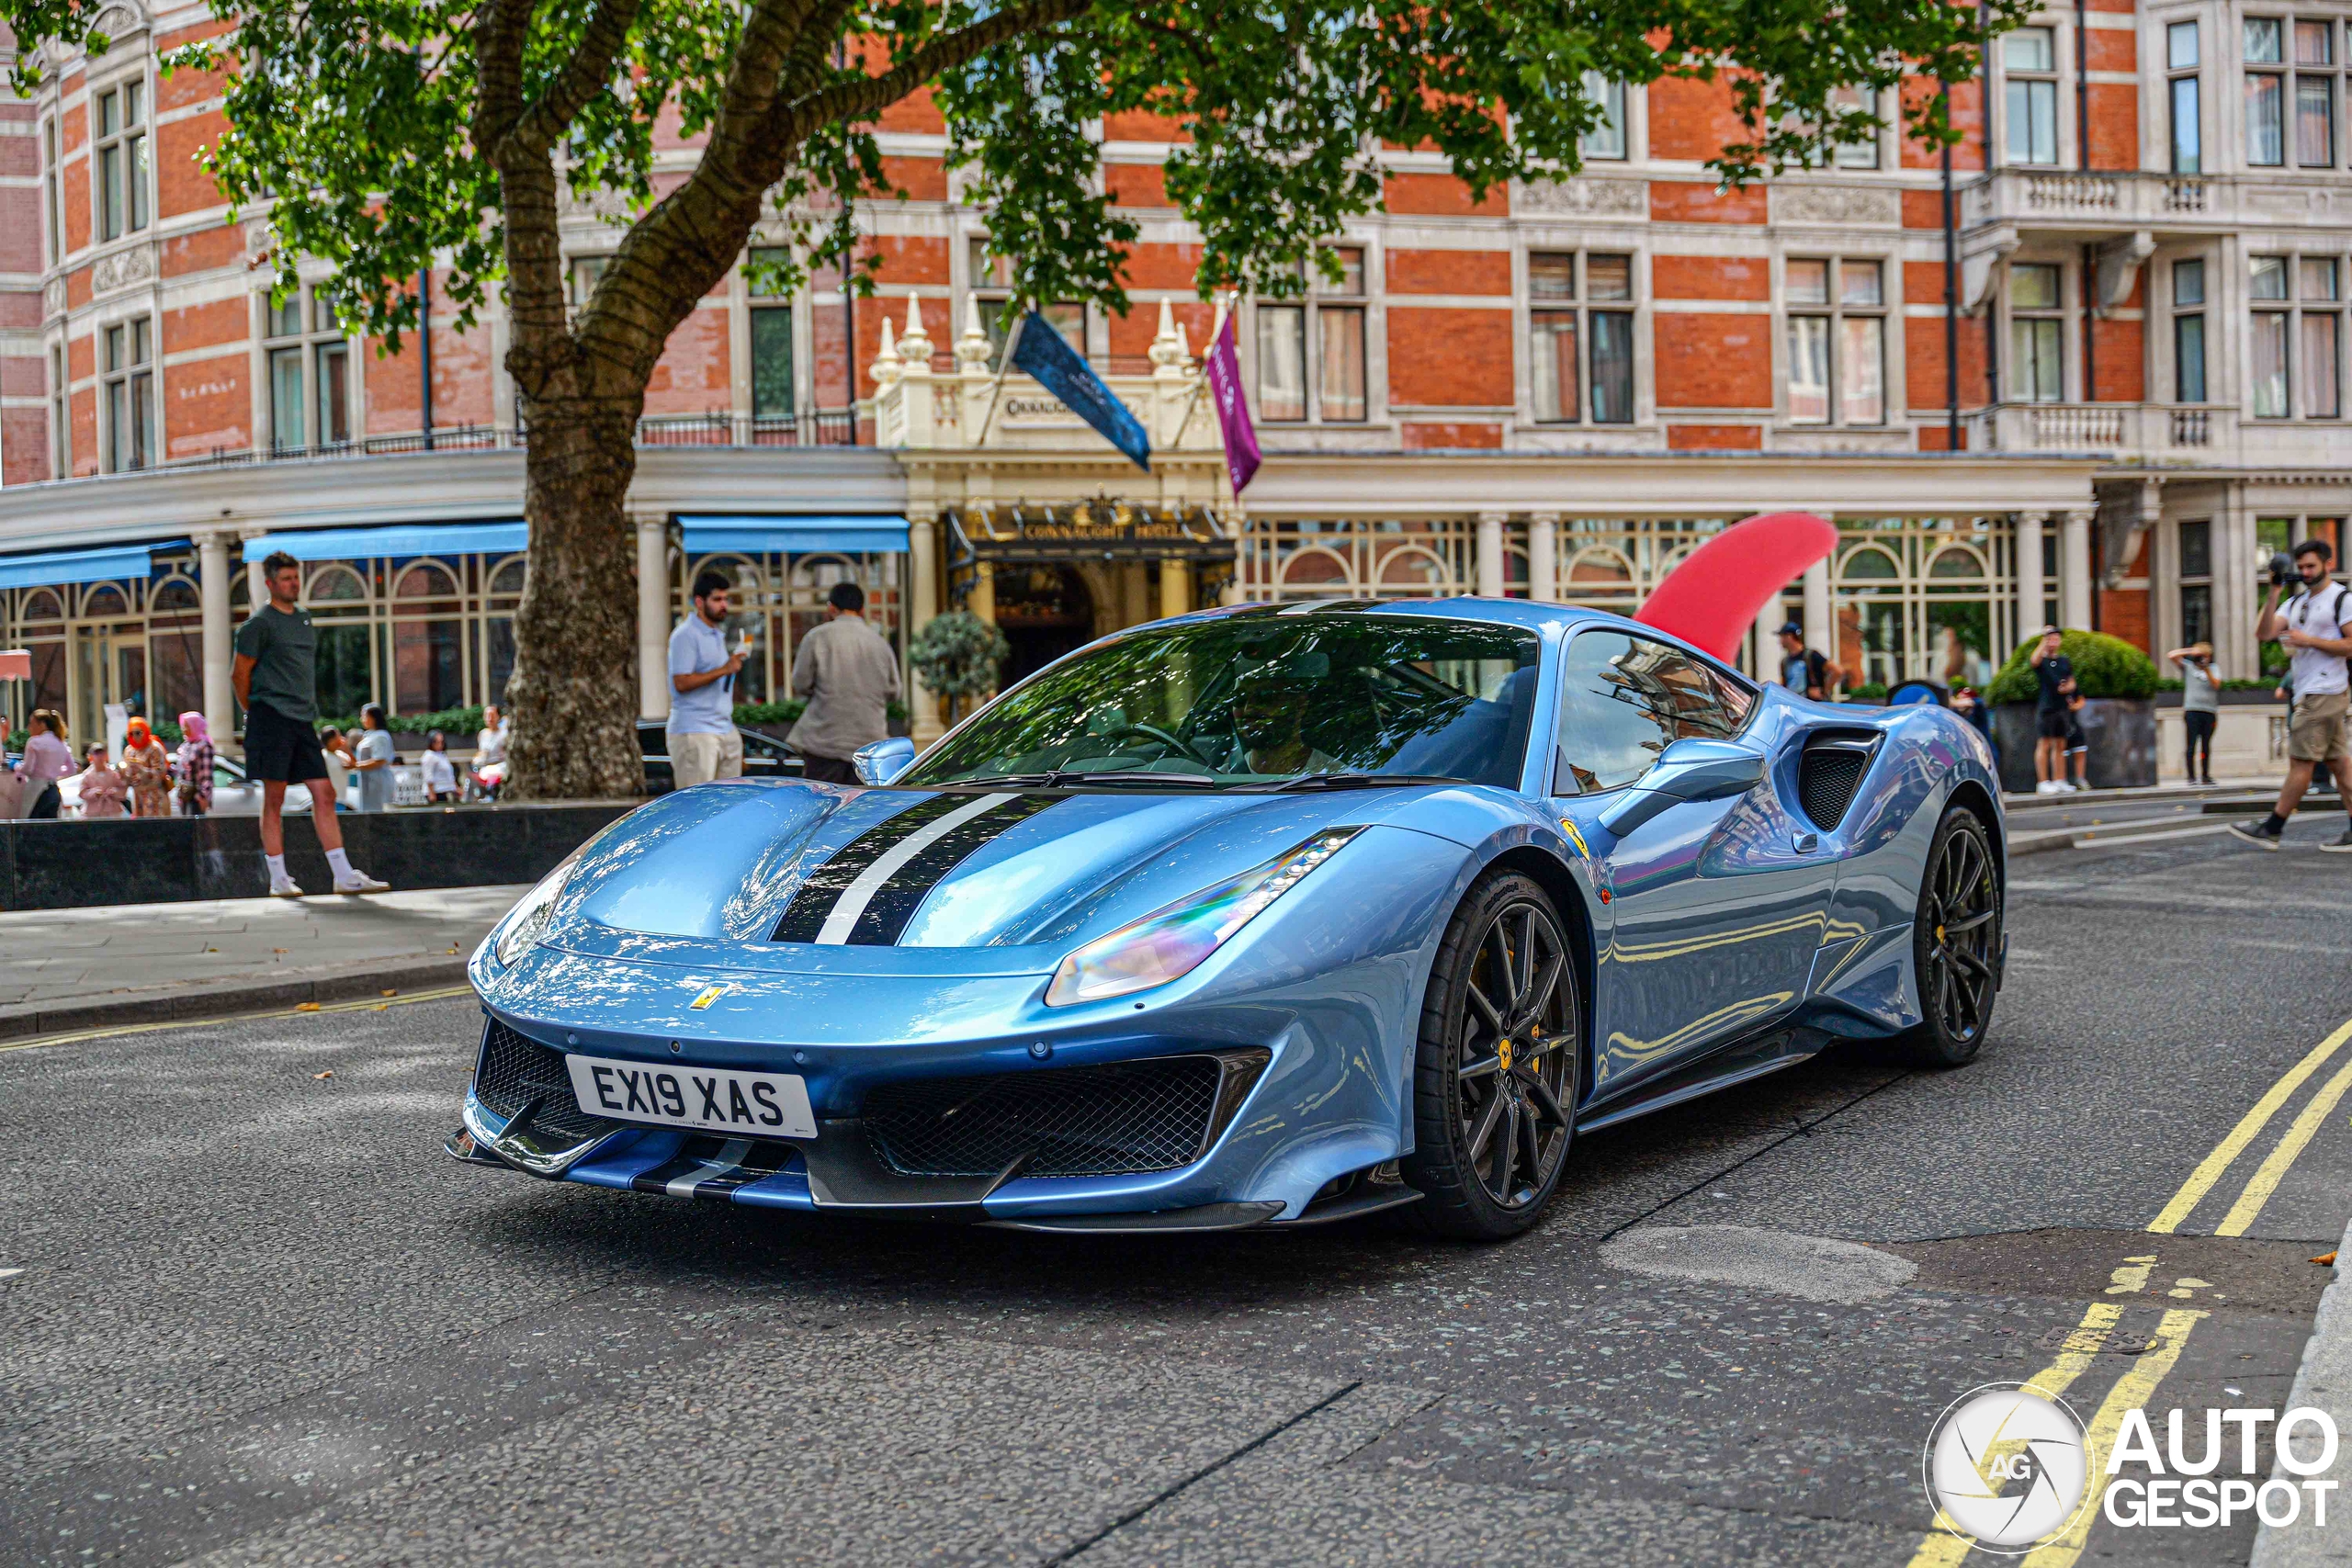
[1792,832,1820,853]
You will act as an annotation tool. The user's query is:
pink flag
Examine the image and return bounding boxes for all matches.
[1204,313,1261,494]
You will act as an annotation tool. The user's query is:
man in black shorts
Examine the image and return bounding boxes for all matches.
[2030,626,2076,795]
[232,551,389,897]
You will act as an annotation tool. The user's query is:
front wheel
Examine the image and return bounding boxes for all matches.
[1402,873,1583,1241]
[1902,807,2002,1067]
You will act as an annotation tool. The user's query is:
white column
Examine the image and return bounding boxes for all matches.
[2215,483,2256,680]
[1528,513,1559,603]
[1475,512,1507,598]
[2060,507,2095,630]
[1802,559,1832,663]
[636,513,670,721]
[2015,512,2048,638]
[197,530,234,746]
[1753,596,1785,684]
[908,513,942,743]
[1159,558,1191,619]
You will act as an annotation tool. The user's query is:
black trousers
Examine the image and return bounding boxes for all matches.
[801,754,858,785]
[26,781,60,819]
[2184,710,2217,780]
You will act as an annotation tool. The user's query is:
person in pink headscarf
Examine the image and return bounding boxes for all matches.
[175,710,215,817]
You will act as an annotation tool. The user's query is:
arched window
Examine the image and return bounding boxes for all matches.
[81,584,129,619]
[1376,547,1449,592]
[151,578,199,613]
[1279,548,1351,594]
[309,566,367,603]
[489,558,526,596]
[391,559,463,714]
[19,590,62,623]
[1928,547,1988,580]
[1839,547,1901,581]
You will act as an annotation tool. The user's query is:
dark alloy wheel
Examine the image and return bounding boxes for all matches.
[1404,873,1583,1240]
[1903,808,2002,1067]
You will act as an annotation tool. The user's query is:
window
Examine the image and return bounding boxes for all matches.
[41,120,60,265]
[748,247,794,420]
[1253,246,1367,423]
[569,255,609,310]
[2305,256,2342,417]
[966,237,1083,370]
[1528,252,1634,425]
[93,80,149,243]
[1829,85,1882,169]
[2175,259,2208,402]
[102,318,153,472]
[1580,72,1626,160]
[2249,18,2287,165]
[2170,22,2203,172]
[2297,18,2339,166]
[265,288,352,451]
[49,344,67,479]
[2178,519,2213,649]
[2252,256,2295,416]
[1785,258,1886,424]
[1553,631,1741,795]
[2009,263,2064,403]
[2004,28,2060,165]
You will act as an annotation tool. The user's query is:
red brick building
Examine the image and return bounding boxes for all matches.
[1,2,2344,775]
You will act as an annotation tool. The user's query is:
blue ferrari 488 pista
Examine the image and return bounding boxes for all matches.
[450,597,2003,1240]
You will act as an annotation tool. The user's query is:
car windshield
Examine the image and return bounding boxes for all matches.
[901,613,1541,789]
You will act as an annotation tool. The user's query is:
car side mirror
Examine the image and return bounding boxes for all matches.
[852,736,916,786]
[1596,738,1767,839]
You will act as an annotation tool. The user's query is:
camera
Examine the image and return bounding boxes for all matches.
[2270,551,2301,587]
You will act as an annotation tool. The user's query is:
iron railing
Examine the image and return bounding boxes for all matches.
[150,409,856,475]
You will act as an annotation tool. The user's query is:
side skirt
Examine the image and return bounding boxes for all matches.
[1574,1029,1820,1134]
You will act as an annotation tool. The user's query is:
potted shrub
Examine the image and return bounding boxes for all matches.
[1985,629,2161,792]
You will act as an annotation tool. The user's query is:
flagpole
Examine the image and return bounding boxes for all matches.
[971,302,1031,448]
[1173,295,1227,443]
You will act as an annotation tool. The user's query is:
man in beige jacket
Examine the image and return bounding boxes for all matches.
[789,581,901,784]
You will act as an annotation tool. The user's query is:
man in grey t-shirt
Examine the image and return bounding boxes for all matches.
[232,550,389,896]
[2232,539,2352,850]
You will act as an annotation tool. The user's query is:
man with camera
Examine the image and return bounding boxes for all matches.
[2230,539,2352,851]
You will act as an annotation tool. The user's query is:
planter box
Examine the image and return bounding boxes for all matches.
[0,800,636,911]
[1993,699,2158,793]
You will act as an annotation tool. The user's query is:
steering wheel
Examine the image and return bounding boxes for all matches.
[1094,722,1215,769]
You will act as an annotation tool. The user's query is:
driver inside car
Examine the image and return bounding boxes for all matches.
[1227,664,1339,776]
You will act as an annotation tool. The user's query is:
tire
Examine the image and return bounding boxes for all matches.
[1900,807,2002,1068]
[1402,872,1583,1241]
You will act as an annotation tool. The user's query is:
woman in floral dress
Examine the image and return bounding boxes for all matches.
[121,716,173,817]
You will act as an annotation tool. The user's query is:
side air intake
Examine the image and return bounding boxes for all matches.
[1796,732,1881,832]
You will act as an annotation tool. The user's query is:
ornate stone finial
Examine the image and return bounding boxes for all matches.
[1148,299,1185,371]
[896,296,933,371]
[957,296,993,372]
[871,318,903,390]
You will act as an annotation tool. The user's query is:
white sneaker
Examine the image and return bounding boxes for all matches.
[2035,780,2059,795]
[334,871,390,895]
[2059,781,2080,794]
[269,876,305,898]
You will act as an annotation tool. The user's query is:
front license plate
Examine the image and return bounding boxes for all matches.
[566,1054,818,1139]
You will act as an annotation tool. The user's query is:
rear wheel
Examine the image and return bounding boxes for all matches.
[1902,808,2002,1067]
[1403,873,1582,1241]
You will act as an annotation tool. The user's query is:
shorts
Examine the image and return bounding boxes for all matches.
[667,728,743,789]
[2289,689,2352,763]
[243,701,330,784]
[2037,707,2071,740]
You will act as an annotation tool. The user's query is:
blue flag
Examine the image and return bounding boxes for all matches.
[1009,310,1151,471]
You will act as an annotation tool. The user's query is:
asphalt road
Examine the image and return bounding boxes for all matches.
[7,818,2352,1567]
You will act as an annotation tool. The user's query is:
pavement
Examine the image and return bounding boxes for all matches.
[0,886,526,1041]
[6,816,2352,1562]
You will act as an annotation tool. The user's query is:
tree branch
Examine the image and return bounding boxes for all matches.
[469,0,537,154]
[504,0,646,156]
[773,0,1092,143]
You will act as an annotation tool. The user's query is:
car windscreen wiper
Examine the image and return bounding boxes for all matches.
[947,769,1224,790]
[1253,771,1462,792]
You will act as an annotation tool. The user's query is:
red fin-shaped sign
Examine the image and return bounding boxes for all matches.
[1632,513,1840,661]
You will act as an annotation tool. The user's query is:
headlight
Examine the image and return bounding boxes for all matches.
[1044,828,1361,1008]
[492,852,582,968]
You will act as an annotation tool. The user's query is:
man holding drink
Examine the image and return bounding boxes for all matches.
[666,570,748,788]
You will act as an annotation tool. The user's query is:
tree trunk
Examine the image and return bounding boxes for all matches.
[502,400,646,801]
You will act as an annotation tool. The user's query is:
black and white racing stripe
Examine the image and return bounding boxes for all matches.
[771,792,1059,945]
[630,1135,798,1199]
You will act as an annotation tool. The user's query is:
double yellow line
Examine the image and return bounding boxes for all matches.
[1910,1017,2352,1565]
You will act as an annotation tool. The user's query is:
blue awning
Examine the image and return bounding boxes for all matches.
[0,543,153,591]
[679,515,910,555]
[243,520,527,562]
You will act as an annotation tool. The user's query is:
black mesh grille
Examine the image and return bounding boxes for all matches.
[471,1019,619,1144]
[1797,737,1876,832]
[864,1056,1226,1179]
